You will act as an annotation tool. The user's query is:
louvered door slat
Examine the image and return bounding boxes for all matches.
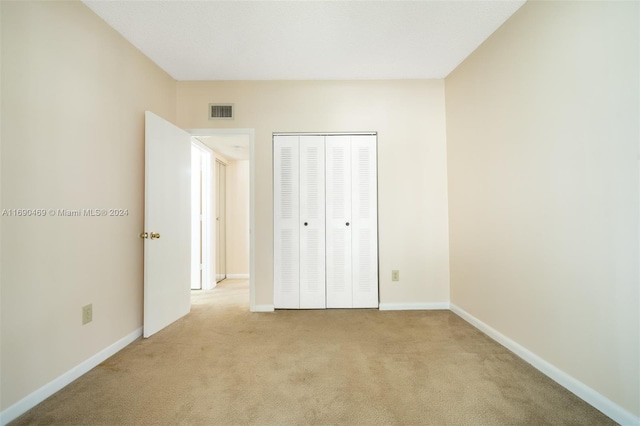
[351,135,379,308]
[325,136,353,308]
[273,136,300,308]
[299,136,326,309]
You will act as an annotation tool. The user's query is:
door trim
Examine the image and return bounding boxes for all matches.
[274,132,377,136]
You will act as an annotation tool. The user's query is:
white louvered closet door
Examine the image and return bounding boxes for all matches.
[299,136,326,309]
[351,135,379,308]
[325,136,353,308]
[273,136,300,309]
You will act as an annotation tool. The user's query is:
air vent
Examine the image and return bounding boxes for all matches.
[209,103,234,120]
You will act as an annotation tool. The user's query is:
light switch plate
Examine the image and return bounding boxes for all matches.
[82,304,93,325]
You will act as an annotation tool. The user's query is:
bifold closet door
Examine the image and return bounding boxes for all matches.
[326,135,378,309]
[351,135,378,308]
[275,133,378,310]
[299,136,325,309]
[325,136,353,308]
[274,136,300,308]
[274,135,326,309]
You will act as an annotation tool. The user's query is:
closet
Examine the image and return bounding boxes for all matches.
[273,133,378,309]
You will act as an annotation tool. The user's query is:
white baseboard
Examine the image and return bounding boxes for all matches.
[379,302,450,311]
[4,308,637,426]
[226,274,249,280]
[251,304,275,312]
[0,327,142,426]
[450,304,640,426]
[201,281,217,290]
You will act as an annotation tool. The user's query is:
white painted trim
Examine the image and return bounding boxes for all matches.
[450,304,640,426]
[201,281,217,291]
[0,327,142,426]
[226,274,249,279]
[274,132,377,137]
[379,302,450,311]
[249,131,256,312]
[252,304,275,312]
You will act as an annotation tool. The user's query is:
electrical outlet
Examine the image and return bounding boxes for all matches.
[392,270,400,281]
[82,304,93,325]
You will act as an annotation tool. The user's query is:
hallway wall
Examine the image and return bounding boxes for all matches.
[226,160,250,277]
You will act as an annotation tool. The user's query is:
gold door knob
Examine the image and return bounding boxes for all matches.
[140,232,148,239]
[150,232,161,240]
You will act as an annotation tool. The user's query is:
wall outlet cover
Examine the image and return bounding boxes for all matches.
[82,304,93,325]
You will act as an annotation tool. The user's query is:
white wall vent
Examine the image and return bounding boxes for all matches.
[209,103,234,120]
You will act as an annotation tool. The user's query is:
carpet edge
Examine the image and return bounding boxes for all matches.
[450,303,639,426]
[0,327,142,426]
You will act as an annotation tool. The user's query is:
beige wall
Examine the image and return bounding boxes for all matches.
[177,80,450,307]
[446,0,639,417]
[1,1,176,410]
[226,160,250,276]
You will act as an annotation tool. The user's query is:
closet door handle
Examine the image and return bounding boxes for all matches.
[304,222,308,226]
[346,222,350,226]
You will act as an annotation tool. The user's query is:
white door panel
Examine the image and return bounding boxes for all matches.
[273,136,300,308]
[144,111,191,338]
[325,136,353,308]
[351,135,379,308]
[299,136,326,309]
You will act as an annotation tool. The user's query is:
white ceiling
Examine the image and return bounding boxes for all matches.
[196,134,250,161]
[83,0,525,81]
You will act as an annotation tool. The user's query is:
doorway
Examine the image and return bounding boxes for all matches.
[188,128,256,309]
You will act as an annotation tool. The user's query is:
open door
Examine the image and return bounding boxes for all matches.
[143,111,191,338]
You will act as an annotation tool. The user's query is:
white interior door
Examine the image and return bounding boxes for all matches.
[191,144,203,290]
[143,111,191,338]
[216,160,227,282]
[273,136,300,308]
[351,135,379,308]
[190,142,213,290]
[325,136,353,308]
[299,136,326,309]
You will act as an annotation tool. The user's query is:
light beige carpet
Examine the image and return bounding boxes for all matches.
[12,280,614,425]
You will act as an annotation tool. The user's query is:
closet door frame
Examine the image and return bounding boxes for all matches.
[273,132,379,310]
